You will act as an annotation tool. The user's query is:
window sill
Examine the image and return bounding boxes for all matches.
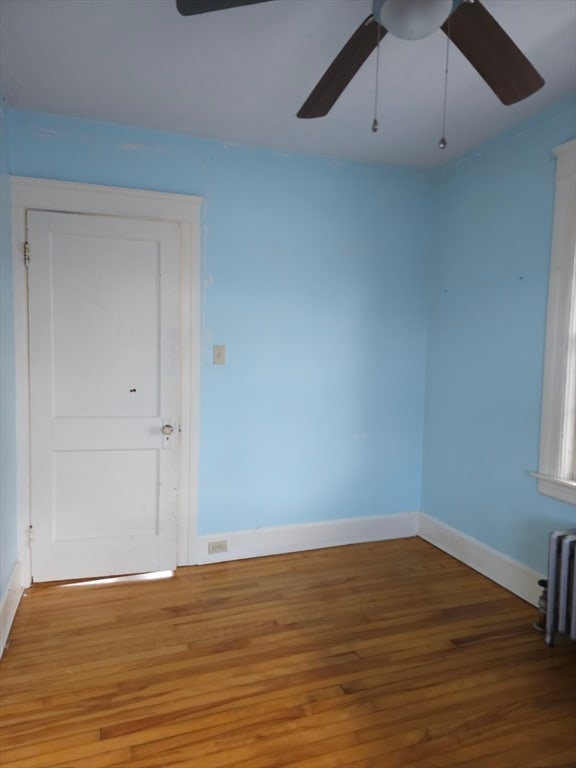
[530,472,576,505]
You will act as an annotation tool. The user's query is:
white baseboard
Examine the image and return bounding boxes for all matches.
[0,561,24,657]
[195,512,419,565]
[0,512,540,640]
[196,512,543,607]
[418,513,543,606]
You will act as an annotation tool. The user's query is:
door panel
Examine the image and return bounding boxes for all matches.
[52,450,160,540]
[51,234,161,418]
[28,211,180,582]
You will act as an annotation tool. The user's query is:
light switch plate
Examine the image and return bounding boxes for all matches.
[213,344,226,365]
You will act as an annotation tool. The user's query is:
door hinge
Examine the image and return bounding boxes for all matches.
[27,525,34,547]
[24,241,30,267]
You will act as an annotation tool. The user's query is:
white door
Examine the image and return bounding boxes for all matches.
[28,210,180,582]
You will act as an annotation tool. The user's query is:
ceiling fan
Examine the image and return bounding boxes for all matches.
[175,0,545,118]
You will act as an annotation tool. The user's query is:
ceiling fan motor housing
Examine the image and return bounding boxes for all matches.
[375,0,454,40]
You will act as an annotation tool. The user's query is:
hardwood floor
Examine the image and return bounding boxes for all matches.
[1,538,575,768]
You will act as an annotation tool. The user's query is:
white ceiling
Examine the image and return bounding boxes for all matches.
[1,0,575,167]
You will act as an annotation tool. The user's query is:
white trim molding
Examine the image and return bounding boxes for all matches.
[195,513,419,565]
[0,561,24,657]
[530,472,576,505]
[196,512,544,608]
[418,513,543,606]
[0,509,545,631]
[11,177,202,581]
[534,139,576,505]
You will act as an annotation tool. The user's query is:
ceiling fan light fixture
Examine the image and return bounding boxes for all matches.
[377,0,453,40]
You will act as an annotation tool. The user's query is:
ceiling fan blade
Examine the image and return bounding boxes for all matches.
[298,15,386,119]
[442,0,544,105]
[176,0,273,16]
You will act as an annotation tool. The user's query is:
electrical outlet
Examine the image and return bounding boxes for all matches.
[207,540,228,555]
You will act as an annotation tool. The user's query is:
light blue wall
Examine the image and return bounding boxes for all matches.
[422,97,576,574]
[8,109,433,537]
[5,99,575,578]
[0,98,18,596]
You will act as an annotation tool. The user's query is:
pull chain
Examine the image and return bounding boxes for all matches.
[439,17,451,149]
[372,21,382,133]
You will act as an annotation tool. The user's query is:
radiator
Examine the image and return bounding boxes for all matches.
[545,529,576,647]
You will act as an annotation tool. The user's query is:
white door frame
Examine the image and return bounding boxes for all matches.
[11,177,202,585]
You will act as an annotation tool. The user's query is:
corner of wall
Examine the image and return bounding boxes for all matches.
[420,97,576,576]
[418,513,543,606]
[0,95,20,603]
[0,561,23,657]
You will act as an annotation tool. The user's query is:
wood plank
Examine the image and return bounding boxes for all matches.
[1,539,574,768]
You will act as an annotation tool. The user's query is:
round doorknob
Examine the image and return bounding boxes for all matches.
[161,424,174,436]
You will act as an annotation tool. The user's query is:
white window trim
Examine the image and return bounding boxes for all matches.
[532,139,576,506]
